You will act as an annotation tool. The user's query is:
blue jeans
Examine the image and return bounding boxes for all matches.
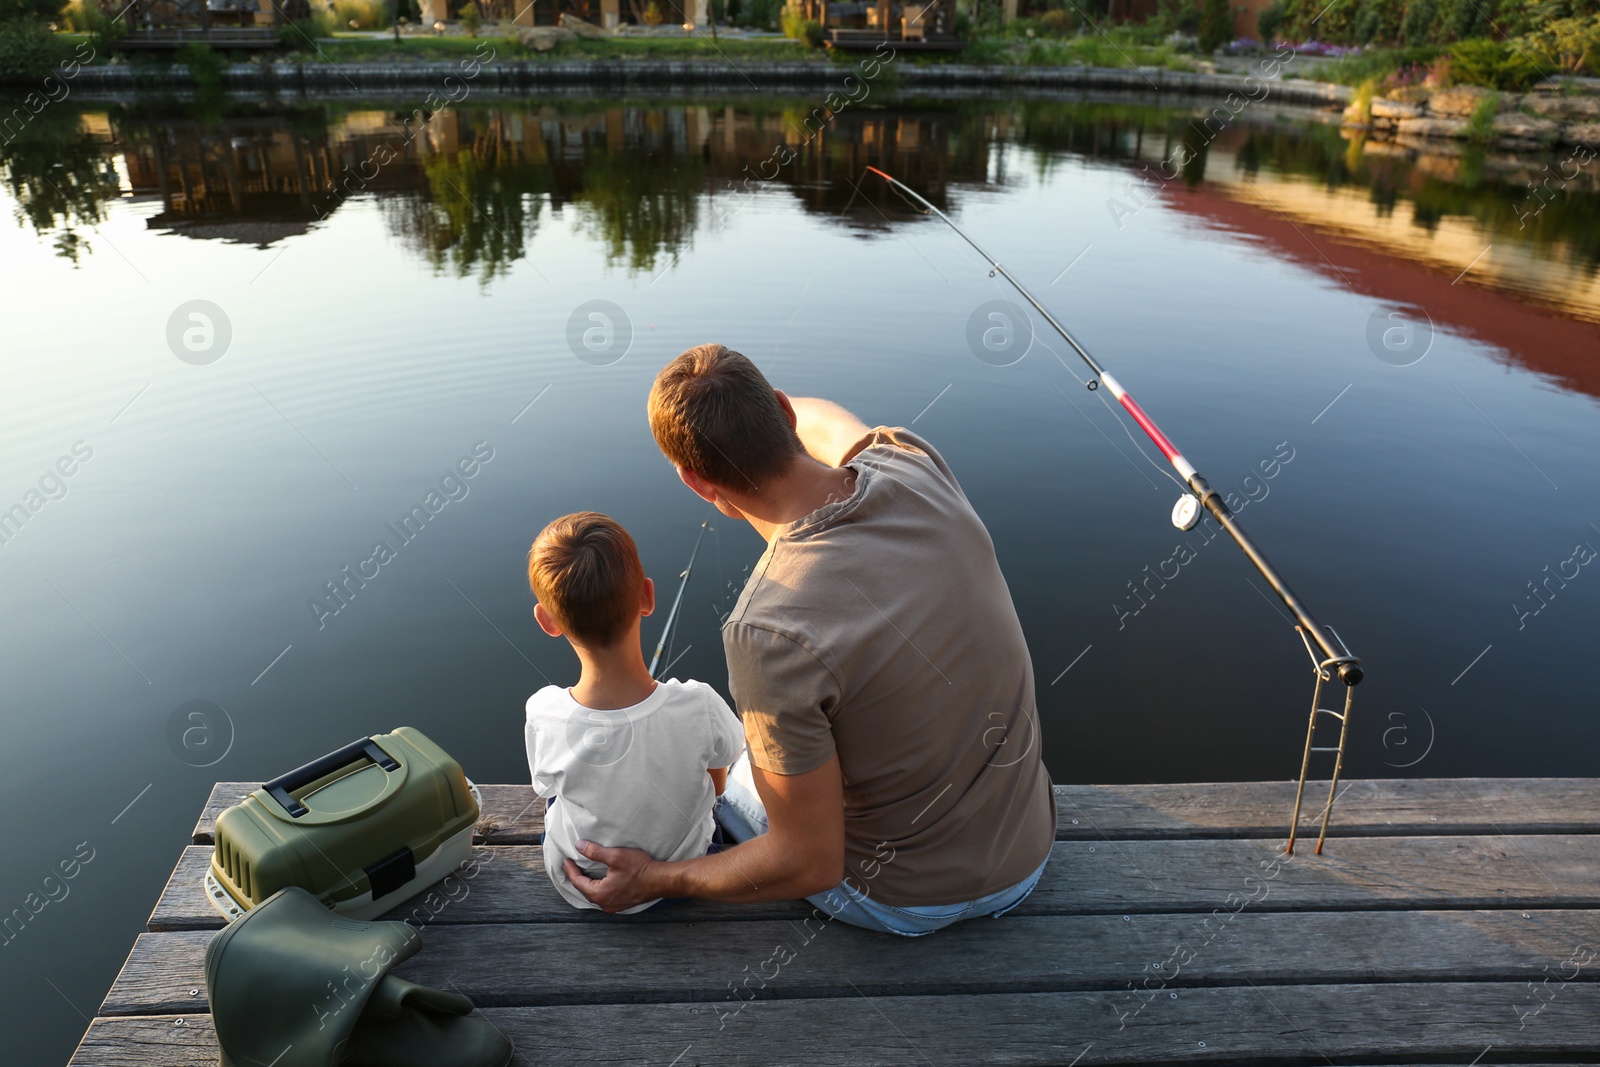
[713,758,1048,937]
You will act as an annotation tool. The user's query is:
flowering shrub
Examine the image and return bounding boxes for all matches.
[1380,59,1430,90]
[1277,39,1362,56]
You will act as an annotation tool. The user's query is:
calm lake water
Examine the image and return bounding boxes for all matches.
[3,88,1598,1062]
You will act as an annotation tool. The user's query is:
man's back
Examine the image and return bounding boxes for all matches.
[723,427,1055,908]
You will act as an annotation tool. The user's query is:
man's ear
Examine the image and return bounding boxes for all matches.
[678,466,720,506]
[774,389,798,430]
[533,603,563,638]
[640,576,656,618]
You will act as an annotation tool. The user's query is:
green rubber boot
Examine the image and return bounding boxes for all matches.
[205,887,510,1067]
[344,975,513,1067]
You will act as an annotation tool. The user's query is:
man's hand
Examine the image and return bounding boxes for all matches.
[564,842,661,914]
[566,755,846,909]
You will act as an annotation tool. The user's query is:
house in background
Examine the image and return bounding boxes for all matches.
[799,0,962,50]
[113,0,290,49]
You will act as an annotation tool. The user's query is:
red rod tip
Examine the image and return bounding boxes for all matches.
[865,166,892,181]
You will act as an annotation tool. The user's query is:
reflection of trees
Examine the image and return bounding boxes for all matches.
[1234,122,1600,270]
[0,105,121,264]
[10,95,1596,278]
[382,131,551,282]
[574,139,702,273]
[1012,99,1172,178]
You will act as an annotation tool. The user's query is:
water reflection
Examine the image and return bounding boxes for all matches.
[0,104,120,263]
[3,93,1597,308]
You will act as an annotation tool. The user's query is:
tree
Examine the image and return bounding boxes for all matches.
[1198,0,1230,51]
[0,0,67,22]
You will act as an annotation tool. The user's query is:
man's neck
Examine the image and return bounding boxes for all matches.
[738,457,858,543]
[570,637,658,711]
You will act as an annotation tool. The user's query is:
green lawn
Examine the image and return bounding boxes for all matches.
[297,31,820,63]
[48,24,1210,72]
[290,30,1206,69]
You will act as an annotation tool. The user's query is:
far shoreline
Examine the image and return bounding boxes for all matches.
[1,52,1352,104]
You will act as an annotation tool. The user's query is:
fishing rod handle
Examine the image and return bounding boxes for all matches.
[1187,475,1362,687]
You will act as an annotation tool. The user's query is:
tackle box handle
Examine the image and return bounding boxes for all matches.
[264,737,401,818]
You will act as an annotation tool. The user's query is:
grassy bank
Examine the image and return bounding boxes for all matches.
[5,26,1208,72]
[306,32,813,63]
[257,31,1204,69]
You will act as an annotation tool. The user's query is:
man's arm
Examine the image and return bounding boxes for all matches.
[786,396,871,468]
[565,755,845,911]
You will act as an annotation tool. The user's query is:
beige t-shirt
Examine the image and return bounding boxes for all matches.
[722,428,1055,907]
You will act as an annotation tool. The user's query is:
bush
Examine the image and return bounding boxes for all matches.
[1399,0,1433,42]
[1438,0,1486,37]
[1038,7,1074,35]
[1516,14,1600,73]
[458,0,480,31]
[642,0,662,24]
[1313,42,1439,83]
[1197,0,1229,52]
[59,0,122,49]
[1150,0,1201,35]
[0,0,65,21]
[330,0,387,28]
[1352,75,1378,120]
[732,0,779,28]
[781,3,821,45]
[1462,89,1498,141]
[1448,36,1540,89]
[174,41,224,89]
[59,0,89,30]
[279,11,335,47]
[1255,0,1285,42]
[0,16,70,78]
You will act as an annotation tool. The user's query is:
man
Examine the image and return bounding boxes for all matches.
[565,344,1054,934]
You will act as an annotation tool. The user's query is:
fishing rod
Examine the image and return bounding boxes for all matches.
[648,518,712,679]
[865,166,1361,854]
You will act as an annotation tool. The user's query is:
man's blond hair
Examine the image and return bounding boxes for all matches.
[647,344,803,493]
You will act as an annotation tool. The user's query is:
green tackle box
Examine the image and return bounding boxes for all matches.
[205,727,480,922]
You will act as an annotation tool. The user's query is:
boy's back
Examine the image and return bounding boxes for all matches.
[526,677,744,913]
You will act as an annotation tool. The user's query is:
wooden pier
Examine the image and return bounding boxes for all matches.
[73,778,1600,1065]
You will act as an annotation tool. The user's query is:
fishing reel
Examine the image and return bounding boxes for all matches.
[1171,494,1201,531]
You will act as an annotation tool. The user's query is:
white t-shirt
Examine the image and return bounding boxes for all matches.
[524,678,745,913]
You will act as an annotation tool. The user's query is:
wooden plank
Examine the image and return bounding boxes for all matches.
[102,908,1600,1015]
[1055,777,1600,840]
[190,777,1600,845]
[70,1017,219,1067]
[149,834,1600,931]
[69,984,1600,1066]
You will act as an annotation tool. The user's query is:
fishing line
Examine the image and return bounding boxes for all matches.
[649,512,714,679]
[879,172,1184,495]
[863,165,1363,853]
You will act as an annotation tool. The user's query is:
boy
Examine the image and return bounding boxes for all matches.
[524,511,745,914]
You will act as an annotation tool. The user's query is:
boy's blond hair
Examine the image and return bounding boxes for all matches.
[528,512,645,647]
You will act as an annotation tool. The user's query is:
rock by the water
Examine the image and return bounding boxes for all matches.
[1396,116,1470,139]
[559,13,607,37]
[1526,95,1600,121]
[518,26,577,49]
[1492,112,1558,147]
[1371,98,1423,120]
[1562,122,1600,147]
[1428,86,1503,118]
